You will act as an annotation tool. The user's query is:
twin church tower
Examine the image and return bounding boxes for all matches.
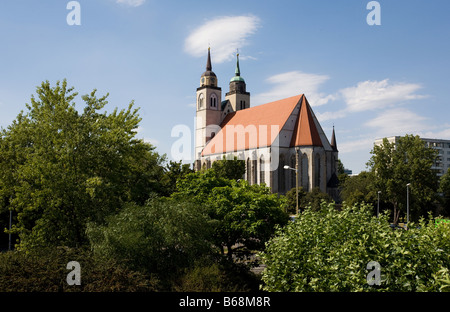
[195,48,250,159]
[194,48,339,199]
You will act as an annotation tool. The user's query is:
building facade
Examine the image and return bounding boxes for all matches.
[194,49,339,198]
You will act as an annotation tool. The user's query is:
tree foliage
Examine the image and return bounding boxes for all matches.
[207,180,288,260]
[340,171,378,208]
[368,135,439,223]
[439,168,450,216]
[284,187,333,214]
[86,197,213,278]
[172,168,288,260]
[0,80,165,250]
[211,156,245,181]
[261,202,450,292]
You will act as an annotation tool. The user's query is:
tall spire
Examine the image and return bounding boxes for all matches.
[235,53,240,76]
[330,125,338,152]
[206,47,212,71]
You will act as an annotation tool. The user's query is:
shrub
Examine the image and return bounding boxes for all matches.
[0,247,158,292]
[260,201,450,292]
[86,198,213,279]
[173,258,260,292]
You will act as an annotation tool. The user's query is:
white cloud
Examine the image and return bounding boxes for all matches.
[144,137,159,146]
[420,125,450,140]
[315,109,347,122]
[365,107,429,137]
[184,15,260,64]
[252,70,336,106]
[338,137,376,154]
[116,0,145,7]
[341,79,426,112]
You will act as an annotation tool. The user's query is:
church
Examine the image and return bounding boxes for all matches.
[194,48,339,198]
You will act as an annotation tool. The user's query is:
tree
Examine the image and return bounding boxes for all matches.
[172,168,288,261]
[211,156,245,180]
[302,187,333,211]
[0,80,166,250]
[206,180,288,260]
[367,135,439,224]
[439,168,450,216]
[160,160,194,196]
[86,197,213,279]
[340,171,378,208]
[284,187,307,215]
[284,186,333,214]
[261,201,450,292]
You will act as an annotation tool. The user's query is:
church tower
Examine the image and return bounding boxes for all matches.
[225,53,250,111]
[195,48,222,166]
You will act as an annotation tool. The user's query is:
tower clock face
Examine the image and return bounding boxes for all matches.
[211,78,215,84]
[201,78,205,84]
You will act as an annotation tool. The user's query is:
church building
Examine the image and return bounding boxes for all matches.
[194,48,339,198]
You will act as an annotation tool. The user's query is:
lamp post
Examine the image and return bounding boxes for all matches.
[406,183,411,228]
[377,191,381,218]
[284,165,299,215]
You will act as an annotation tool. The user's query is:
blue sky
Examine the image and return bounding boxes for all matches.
[1,0,449,173]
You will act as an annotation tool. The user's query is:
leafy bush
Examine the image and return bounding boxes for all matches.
[173,258,260,292]
[86,197,213,279]
[260,201,450,292]
[0,247,158,291]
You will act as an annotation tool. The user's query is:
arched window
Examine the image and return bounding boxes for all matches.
[198,93,204,109]
[252,159,257,185]
[315,154,321,188]
[260,155,265,185]
[210,94,217,108]
[301,154,309,192]
[289,155,296,190]
[278,154,286,193]
[246,158,251,182]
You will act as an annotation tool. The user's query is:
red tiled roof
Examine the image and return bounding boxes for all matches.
[201,94,323,156]
[290,95,323,147]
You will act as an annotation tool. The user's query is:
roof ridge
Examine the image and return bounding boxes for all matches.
[290,96,323,147]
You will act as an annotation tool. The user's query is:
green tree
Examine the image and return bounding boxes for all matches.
[302,187,333,211]
[206,180,288,260]
[340,171,378,208]
[284,187,332,214]
[211,156,245,180]
[160,160,194,196]
[284,187,307,215]
[261,202,450,292]
[86,197,213,281]
[367,135,439,224]
[173,168,288,261]
[439,168,450,216]
[0,80,165,250]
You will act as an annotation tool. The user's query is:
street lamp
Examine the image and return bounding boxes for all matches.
[284,165,299,215]
[406,183,411,228]
[377,191,381,218]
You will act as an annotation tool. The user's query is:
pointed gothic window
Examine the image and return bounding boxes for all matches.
[278,154,286,193]
[260,155,265,185]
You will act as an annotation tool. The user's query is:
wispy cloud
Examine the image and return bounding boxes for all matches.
[315,109,347,122]
[252,70,336,106]
[340,79,426,112]
[184,15,260,64]
[365,107,429,137]
[116,0,145,7]
[338,137,376,154]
